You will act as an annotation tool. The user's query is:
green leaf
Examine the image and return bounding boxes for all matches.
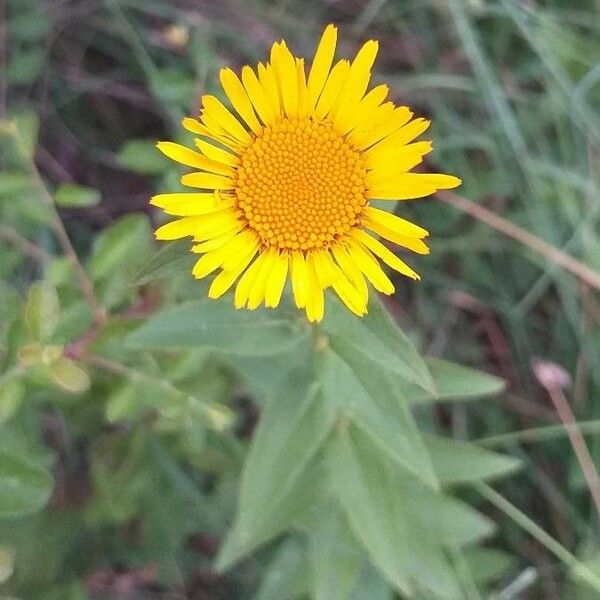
[327,426,462,599]
[462,547,517,585]
[308,509,363,600]
[55,183,101,208]
[118,139,169,175]
[6,48,45,85]
[254,537,309,600]
[409,358,506,403]
[217,371,335,570]
[24,282,60,341]
[49,357,90,394]
[0,450,53,518]
[88,213,152,280]
[128,298,308,357]
[322,349,438,490]
[423,434,521,483]
[0,379,25,424]
[134,240,195,284]
[321,296,434,393]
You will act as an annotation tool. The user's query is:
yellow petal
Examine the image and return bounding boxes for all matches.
[296,58,308,117]
[332,244,368,302]
[326,253,367,316]
[306,24,337,111]
[366,118,431,156]
[366,173,461,200]
[235,252,269,309]
[264,252,289,308]
[241,65,277,125]
[194,138,239,167]
[201,95,252,143]
[191,228,239,253]
[364,207,428,238]
[157,142,232,175]
[209,246,258,299]
[257,62,282,118]
[181,172,234,190]
[150,192,233,216]
[192,233,250,279]
[155,216,205,240]
[181,117,205,135]
[247,249,278,309]
[219,68,262,135]
[305,255,325,322]
[351,106,414,149]
[291,251,309,308]
[366,141,433,172]
[222,233,259,270]
[355,231,420,280]
[346,239,395,295]
[338,84,388,135]
[313,59,350,120]
[272,42,298,118]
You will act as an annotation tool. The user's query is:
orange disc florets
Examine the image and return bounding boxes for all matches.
[234,117,367,251]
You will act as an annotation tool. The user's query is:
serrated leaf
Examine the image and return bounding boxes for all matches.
[0,450,53,518]
[55,183,101,208]
[24,282,60,341]
[327,426,462,599]
[49,357,90,393]
[0,379,25,424]
[134,239,195,284]
[423,434,521,483]
[128,298,307,357]
[408,358,506,404]
[118,139,169,174]
[217,371,335,570]
[321,296,433,392]
[322,349,438,490]
[88,213,152,280]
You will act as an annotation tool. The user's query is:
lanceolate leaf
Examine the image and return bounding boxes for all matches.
[321,350,438,490]
[408,358,506,404]
[127,299,307,357]
[320,296,434,393]
[327,426,462,599]
[423,434,521,484]
[217,370,336,570]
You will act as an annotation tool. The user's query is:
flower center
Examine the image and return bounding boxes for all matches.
[234,117,368,251]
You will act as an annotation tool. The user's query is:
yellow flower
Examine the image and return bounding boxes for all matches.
[153,25,460,322]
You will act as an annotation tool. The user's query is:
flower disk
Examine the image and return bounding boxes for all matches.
[153,24,461,322]
[236,118,367,251]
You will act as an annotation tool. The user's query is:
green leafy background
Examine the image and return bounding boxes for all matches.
[1,0,599,598]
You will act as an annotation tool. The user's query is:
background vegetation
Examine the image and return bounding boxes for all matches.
[1,0,599,598]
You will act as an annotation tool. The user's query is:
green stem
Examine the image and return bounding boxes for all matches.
[474,482,600,593]
[477,421,600,447]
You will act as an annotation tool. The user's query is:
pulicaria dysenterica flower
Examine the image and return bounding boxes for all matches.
[153,25,460,322]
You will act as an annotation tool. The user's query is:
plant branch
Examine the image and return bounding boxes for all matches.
[438,190,600,291]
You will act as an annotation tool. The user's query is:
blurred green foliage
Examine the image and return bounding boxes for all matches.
[1,0,600,598]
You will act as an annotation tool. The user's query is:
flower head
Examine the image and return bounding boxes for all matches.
[153,25,460,322]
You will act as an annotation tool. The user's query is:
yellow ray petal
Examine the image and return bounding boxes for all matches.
[272,42,298,118]
[198,111,242,151]
[155,216,206,240]
[181,172,234,190]
[346,239,395,295]
[355,230,420,280]
[332,244,368,302]
[191,228,239,253]
[296,58,308,117]
[351,106,414,149]
[258,62,282,117]
[192,233,251,279]
[264,251,289,308]
[182,117,205,135]
[326,253,367,316]
[366,141,433,172]
[247,249,278,309]
[366,173,461,200]
[209,245,258,299]
[194,138,239,167]
[201,95,252,144]
[157,142,233,176]
[305,255,325,322]
[234,251,269,309]
[222,233,259,270]
[306,24,337,111]
[150,192,233,216]
[241,65,277,125]
[367,118,431,156]
[313,59,350,120]
[338,84,388,135]
[364,207,428,238]
[291,251,309,308]
[219,68,262,135]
